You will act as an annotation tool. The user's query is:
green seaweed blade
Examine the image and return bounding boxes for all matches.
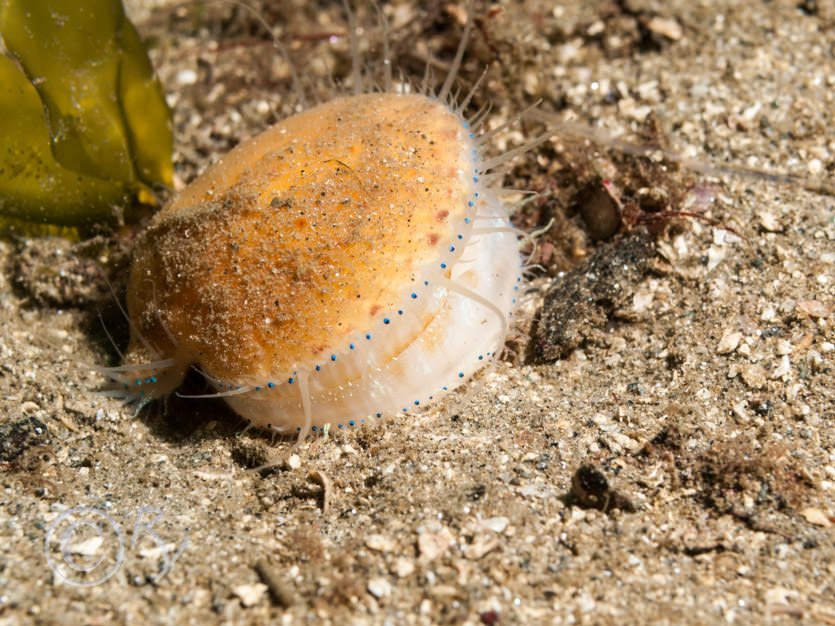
[0,0,173,234]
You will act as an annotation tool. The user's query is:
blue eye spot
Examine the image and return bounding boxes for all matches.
[268,382,275,388]
[383,318,390,324]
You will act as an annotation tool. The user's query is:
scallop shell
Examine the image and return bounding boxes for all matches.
[106,90,520,437]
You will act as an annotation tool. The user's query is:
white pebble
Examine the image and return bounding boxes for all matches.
[367,577,392,599]
[365,534,396,553]
[392,557,415,578]
[757,211,782,232]
[800,507,832,527]
[176,68,198,86]
[707,245,726,271]
[771,355,791,380]
[775,339,793,356]
[417,526,455,560]
[806,350,823,371]
[480,516,510,534]
[232,583,267,607]
[717,331,742,354]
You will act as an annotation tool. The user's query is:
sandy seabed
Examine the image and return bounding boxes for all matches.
[1,1,833,624]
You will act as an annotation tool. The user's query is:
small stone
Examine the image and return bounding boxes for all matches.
[800,507,832,527]
[771,355,791,380]
[417,526,455,560]
[69,536,103,556]
[645,16,683,40]
[392,557,415,578]
[760,307,776,321]
[757,211,782,232]
[367,577,392,599]
[707,245,726,271]
[807,350,823,371]
[732,400,750,421]
[617,97,652,121]
[764,586,796,605]
[176,68,198,86]
[796,300,833,319]
[479,516,509,534]
[518,482,558,499]
[232,583,268,607]
[285,454,301,470]
[717,331,742,354]
[365,534,396,553]
[602,431,640,454]
[632,289,654,314]
[740,363,767,389]
[775,339,793,355]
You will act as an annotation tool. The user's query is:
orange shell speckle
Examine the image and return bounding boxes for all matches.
[116,92,521,435]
